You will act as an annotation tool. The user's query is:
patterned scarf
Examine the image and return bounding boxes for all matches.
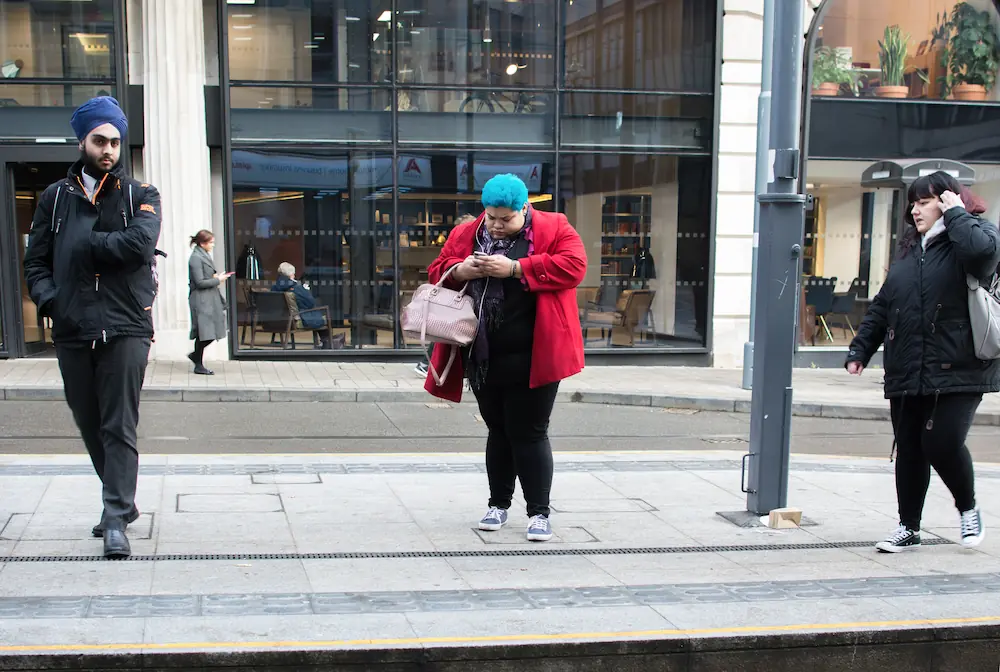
[467,209,533,391]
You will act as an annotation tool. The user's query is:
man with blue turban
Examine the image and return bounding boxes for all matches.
[23,96,163,558]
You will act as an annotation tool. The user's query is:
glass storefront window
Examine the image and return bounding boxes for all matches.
[563,0,716,92]
[395,88,553,147]
[394,0,556,88]
[811,1,1000,102]
[0,0,116,79]
[231,150,397,350]
[561,92,712,150]
[799,159,1000,349]
[229,86,392,143]
[226,0,388,84]
[222,3,718,357]
[561,154,711,348]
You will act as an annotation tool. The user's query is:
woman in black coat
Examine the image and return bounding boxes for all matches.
[847,171,1000,553]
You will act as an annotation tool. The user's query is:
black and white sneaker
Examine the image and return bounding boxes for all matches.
[960,507,985,548]
[875,525,921,553]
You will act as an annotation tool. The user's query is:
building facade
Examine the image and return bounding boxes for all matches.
[1,0,998,367]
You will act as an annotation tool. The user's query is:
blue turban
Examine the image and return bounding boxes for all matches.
[70,96,128,142]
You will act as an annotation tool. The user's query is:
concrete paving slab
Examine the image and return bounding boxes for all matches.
[303,558,471,593]
[651,597,908,632]
[149,559,311,595]
[403,605,674,642]
[0,561,155,596]
[140,613,418,649]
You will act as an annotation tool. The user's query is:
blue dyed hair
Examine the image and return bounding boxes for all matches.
[481,174,529,211]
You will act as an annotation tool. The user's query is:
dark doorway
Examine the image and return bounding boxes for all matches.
[0,149,77,358]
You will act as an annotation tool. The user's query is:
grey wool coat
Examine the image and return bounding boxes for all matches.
[188,245,227,341]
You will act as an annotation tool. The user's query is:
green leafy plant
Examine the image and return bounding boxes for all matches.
[931,11,950,48]
[946,2,999,91]
[878,25,910,87]
[811,46,863,95]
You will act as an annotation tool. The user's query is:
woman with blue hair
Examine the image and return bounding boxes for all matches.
[424,173,587,542]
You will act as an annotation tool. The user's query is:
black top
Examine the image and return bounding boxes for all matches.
[486,234,537,385]
[847,207,1000,398]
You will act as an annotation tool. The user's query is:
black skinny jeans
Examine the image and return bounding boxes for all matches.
[890,392,980,531]
[474,380,559,517]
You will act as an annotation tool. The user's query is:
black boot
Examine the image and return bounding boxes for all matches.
[193,365,214,375]
[92,507,140,538]
[103,527,131,558]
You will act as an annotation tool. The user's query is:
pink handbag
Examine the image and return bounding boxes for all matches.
[401,265,482,386]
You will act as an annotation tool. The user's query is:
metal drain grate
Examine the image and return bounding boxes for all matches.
[0,538,952,563]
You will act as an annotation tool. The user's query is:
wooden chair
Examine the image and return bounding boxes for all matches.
[248,290,334,349]
[281,292,335,349]
[581,289,656,346]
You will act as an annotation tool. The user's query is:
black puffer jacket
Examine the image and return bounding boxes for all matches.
[847,207,1000,398]
[23,161,162,344]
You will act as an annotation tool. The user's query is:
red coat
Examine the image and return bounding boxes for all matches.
[423,207,587,402]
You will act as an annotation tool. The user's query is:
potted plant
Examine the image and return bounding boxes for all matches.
[944,2,999,101]
[811,46,862,97]
[875,25,910,98]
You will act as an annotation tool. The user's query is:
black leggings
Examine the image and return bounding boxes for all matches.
[474,380,559,517]
[890,393,981,530]
[191,339,213,366]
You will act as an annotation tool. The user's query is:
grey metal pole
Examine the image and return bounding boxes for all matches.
[740,0,775,391]
[745,0,807,515]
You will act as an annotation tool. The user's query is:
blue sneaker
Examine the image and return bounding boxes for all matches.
[478,506,508,531]
[526,515,553,542]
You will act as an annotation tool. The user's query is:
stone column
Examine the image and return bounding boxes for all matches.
[712,0,820,367]
[140,0,215,360]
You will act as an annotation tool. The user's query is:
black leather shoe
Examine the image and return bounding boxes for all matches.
[193,365,214,375]
[103,528,131,558]
[92,508,140,538]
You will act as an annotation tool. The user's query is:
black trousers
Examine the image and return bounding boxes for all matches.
[56,337,151,528]
[890,392,980,531]
[474,379,559,517]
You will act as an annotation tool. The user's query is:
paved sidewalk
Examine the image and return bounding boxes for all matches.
[4,359,1000,424]
[0,449,998,668]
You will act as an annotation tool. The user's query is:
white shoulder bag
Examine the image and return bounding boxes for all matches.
[966,273,1000,359]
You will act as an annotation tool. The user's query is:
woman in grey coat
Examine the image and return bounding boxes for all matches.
[188,230,232,375]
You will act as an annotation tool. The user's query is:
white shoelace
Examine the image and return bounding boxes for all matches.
[484,507,504,521]
[885,525,913,544]
[961,509,981,537]
[528,516,549,531]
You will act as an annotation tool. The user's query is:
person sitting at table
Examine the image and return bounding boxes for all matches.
[271,262,332,349]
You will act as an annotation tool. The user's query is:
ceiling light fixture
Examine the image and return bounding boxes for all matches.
[377,10,391,21]
[372,32,380,41]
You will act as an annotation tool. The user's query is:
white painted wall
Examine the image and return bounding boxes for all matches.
[817,187,862,291]
[712,0,823,367]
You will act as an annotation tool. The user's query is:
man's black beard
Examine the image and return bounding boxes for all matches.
[80,149,116,179]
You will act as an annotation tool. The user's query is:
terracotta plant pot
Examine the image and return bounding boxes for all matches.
[873,85,909,99]
[811,82,840,97]
[952,83,988,101]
